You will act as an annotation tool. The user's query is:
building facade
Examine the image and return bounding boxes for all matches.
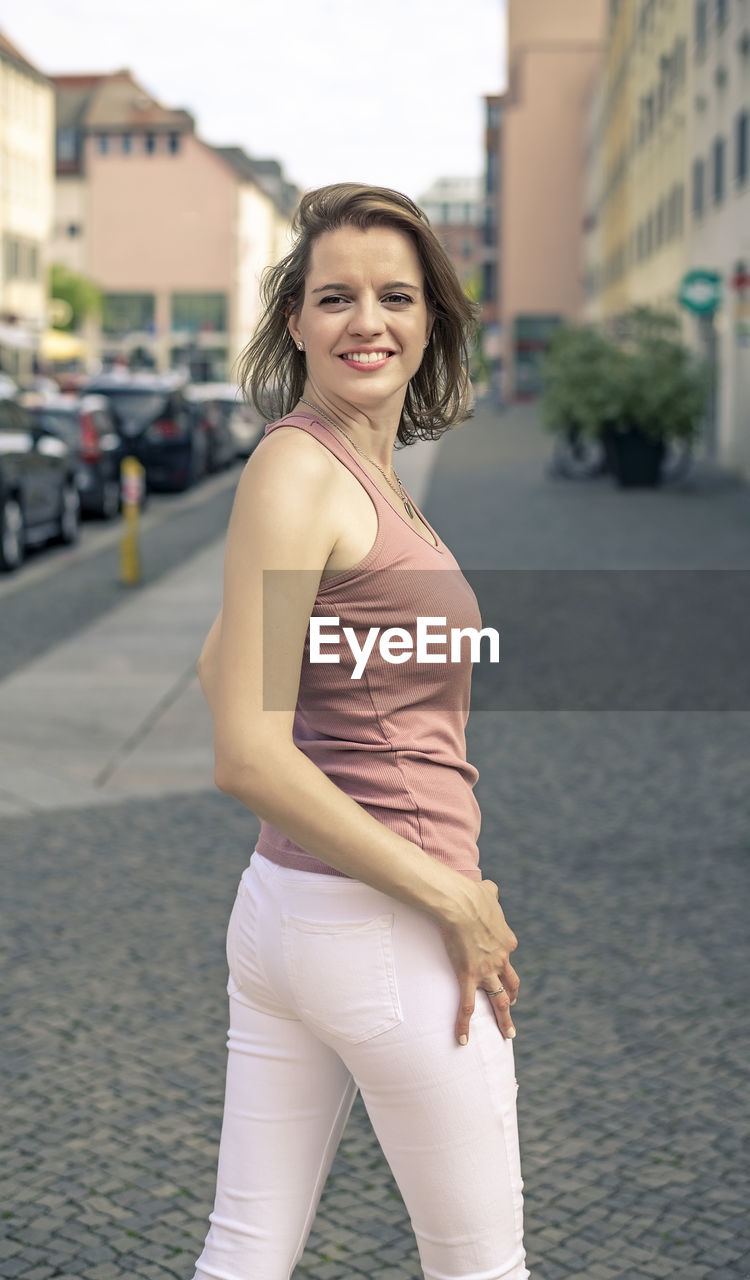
[584,0,750,473]
[52,70,295,379]
[417,176,484,292]
[689,0,750,471]
[0,31,54,379]
[485,0,608,399]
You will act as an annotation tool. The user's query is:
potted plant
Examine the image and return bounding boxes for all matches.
[539,308,713,488]
[605,308,714,488]
[539,324,630,477]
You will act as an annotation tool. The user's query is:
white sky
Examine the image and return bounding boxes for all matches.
[2,0,508,200]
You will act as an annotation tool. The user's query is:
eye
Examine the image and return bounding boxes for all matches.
[383,293,413,305]
[318,295,349,306]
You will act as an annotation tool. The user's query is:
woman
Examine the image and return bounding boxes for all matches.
[192,183,529,1280]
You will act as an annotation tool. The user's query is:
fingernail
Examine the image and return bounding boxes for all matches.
[507,1028,516,1038]
[511,998,517,1006]
[459,1034,468,1046]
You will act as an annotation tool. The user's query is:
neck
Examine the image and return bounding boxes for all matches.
[298,383,403,469]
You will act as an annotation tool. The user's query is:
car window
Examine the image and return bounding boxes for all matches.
[30,410,79,447]
[0,399,34,433]
[97,392,169,426]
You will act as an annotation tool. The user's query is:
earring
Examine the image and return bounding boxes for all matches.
[424,339,430,348]
[297,342,304,351]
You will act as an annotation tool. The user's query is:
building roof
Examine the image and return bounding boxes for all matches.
[418,176,484,206]
[212,146,300,216]
[0,28,51,85]
[52,69,194,133]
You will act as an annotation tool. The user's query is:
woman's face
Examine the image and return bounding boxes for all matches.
[288,224,433,414]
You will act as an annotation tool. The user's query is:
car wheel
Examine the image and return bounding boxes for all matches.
[58,481,81,545]
[99,478,121,520]
[0,496,25,572]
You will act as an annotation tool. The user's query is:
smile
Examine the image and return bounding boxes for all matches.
[340,351,394,368]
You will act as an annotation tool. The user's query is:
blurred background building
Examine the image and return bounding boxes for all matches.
[0,33,54,380]
[51,70,296,380]
[482,0,608,402]
[417,176,484,292]
[478,0,749,475]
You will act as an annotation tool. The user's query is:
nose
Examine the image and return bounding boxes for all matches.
[347,292,386,338]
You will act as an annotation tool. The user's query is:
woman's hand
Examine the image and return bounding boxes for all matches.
[437,878,519,1045]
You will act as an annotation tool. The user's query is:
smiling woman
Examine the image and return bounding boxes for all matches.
[237,182,476,443]
[191,183,530,1280]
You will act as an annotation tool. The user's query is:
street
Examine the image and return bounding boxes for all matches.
[2,402,750,1280]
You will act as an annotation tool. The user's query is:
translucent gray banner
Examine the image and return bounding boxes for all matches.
[262,569,750,711]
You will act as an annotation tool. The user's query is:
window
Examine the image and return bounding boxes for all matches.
[670,180,680,230]
[56,127,77,163]
[67,223,81,238]
[101,293,155,336]
[713,136,726,203]
[170,292,227,334]
[736,110,749,184]
[97,134,109,155]
[122,134,132,154]
[693,157,705,216]
[695,0,708,57]
[4,236,19,279]
[716,0,729,31]
[168,133,180,155]
[145,133,156,154]
[656,200,665,246]
[486,150,498,195]
[481,261,496,305]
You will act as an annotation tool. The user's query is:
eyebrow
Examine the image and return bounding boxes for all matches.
[311,280,421,294]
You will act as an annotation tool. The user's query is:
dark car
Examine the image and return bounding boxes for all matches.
[186,383,262,462]
[185,384,239,472]
[0,398,81,572]
[24,394,125,519]
[83,372,208,492]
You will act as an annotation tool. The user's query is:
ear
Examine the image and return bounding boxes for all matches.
[287,312,302,347]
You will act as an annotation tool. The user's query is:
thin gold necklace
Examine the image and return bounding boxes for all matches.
[299,397,415,519]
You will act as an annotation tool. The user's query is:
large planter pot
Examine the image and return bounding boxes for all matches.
[603,426,666,488]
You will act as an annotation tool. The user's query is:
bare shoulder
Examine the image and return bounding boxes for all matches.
[227,423,342,567]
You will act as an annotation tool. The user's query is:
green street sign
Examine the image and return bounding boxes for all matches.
[678,269,722,314]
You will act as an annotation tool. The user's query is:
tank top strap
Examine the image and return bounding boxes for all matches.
[261,411,398,513]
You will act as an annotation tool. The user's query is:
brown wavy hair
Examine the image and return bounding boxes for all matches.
[235,182,479,444]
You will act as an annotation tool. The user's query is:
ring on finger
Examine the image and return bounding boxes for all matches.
[486,983,505,997]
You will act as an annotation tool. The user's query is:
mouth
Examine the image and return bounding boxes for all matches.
[339,350,395,369]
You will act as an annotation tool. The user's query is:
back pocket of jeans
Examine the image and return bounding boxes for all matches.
[281,913,403,1044]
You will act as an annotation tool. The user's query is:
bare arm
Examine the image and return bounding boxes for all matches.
[210,429,519,1043]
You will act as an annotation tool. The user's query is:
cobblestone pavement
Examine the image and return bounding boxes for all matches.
[3,403,750,1279]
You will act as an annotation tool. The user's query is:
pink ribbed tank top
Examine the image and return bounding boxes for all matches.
[254,410,483,882]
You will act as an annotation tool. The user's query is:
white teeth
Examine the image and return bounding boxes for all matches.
[343,351,391,363]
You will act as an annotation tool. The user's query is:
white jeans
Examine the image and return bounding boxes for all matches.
[192,851,529,1280]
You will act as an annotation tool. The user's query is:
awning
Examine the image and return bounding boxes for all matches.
[0,323,37,350]
[40,329,89,361]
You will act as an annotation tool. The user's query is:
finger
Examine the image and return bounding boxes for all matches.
[487,986,516,1039]
[500,961,520,1004]
[456,978,476,1046]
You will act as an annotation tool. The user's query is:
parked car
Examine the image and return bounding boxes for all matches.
[24,393,125,519]
[185,384,239,472]
[82,372,208,492]
[0,397,81,572]
[186,383,262,459]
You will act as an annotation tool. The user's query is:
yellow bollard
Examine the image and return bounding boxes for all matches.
[120,456,145,585]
